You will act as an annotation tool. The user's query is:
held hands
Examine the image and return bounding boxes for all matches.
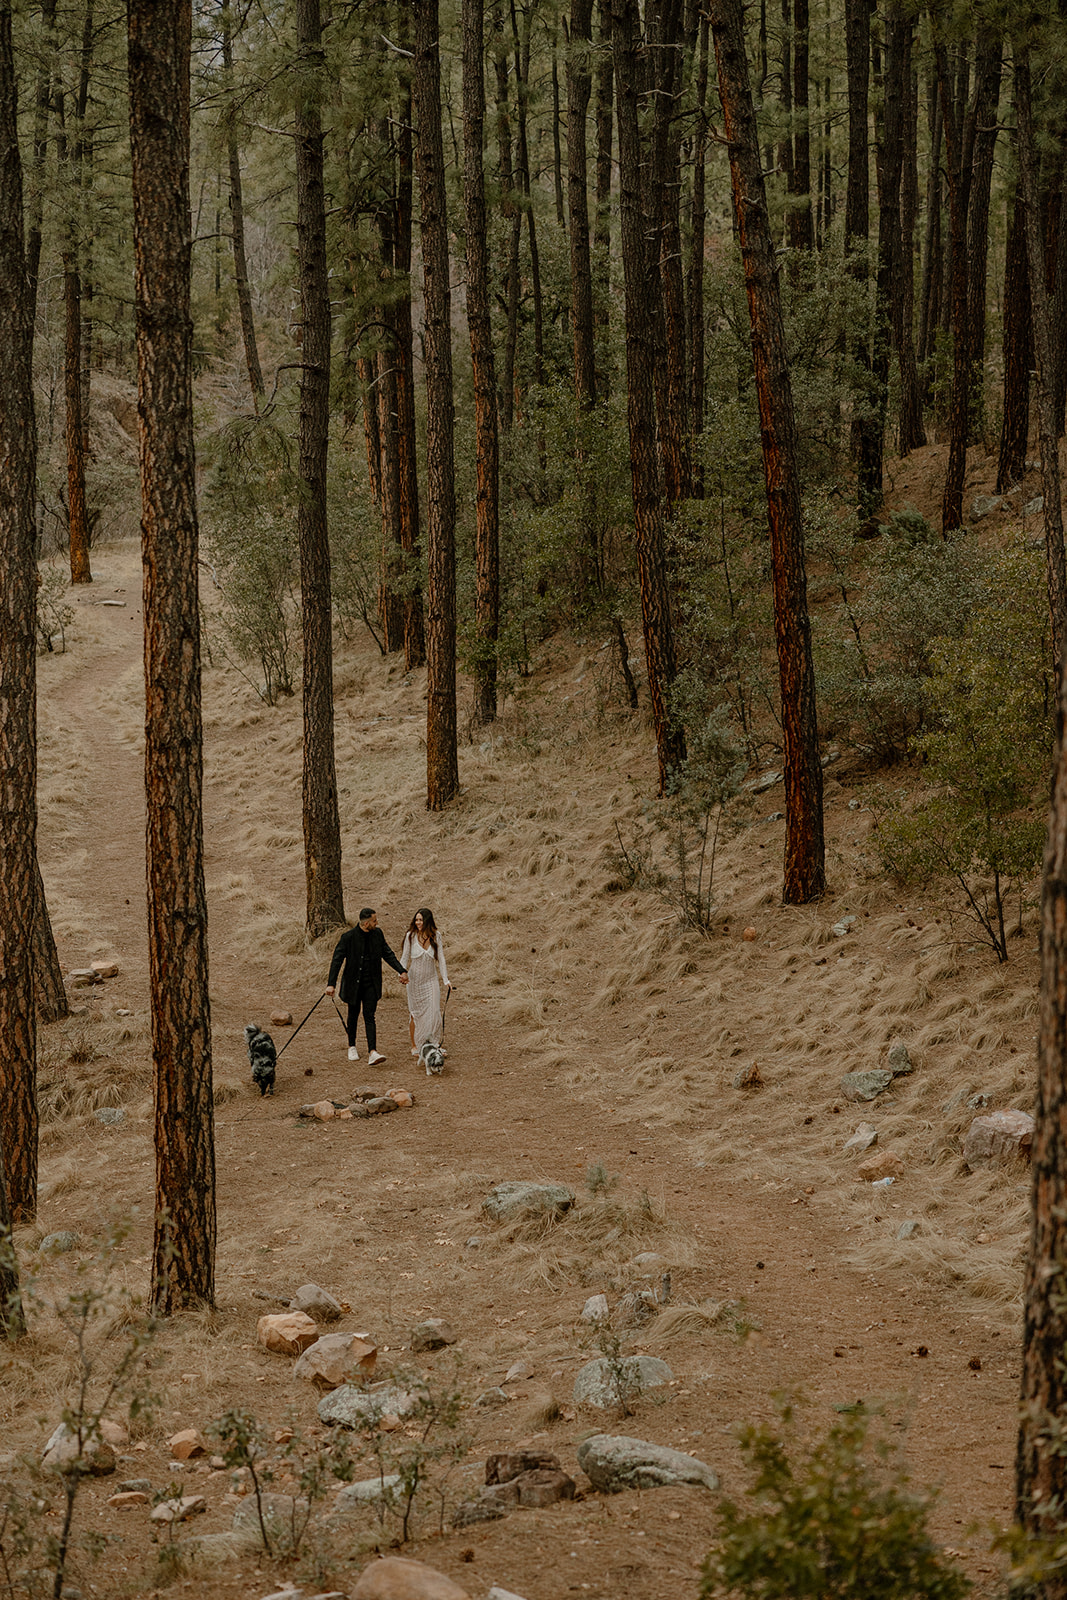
[325,985,335,996]
[399,973,409,985]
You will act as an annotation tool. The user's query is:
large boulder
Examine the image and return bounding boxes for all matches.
[576,1433,718,1492]
[257,1311,320,1356]
[482,1182,574,1222]
[318,1382,419,1431]
[351,1557,471,1600]
[293,1333,377,1392]
[291,1283,343,1323]
[232,1491,310,1550]
[333,1473,402,1511]
[573,1355,672,1409]
[964,1109,1034,1168]
[41,1424,115,1477]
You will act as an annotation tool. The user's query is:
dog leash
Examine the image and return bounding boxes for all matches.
[330,997,349,1034]
[275,991,328,1061]
[440,984,451,1043]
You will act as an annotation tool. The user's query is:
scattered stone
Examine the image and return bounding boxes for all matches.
[1024,495,1044,517]
[300,1100,336,1121]
[232,1492,309,1548]
[410,1318,456,1352]
[107,1491,148,1509]
[291,1283,343,1323]
[486,1449,562,1484]
[732,1062,762,1090]
[631,1251,669,1272]
[613,1290,656,1330]
[151,1495,206,1524]
[293,1332,377,1392]
[840,1069,893,1103]
[970,494,1003,520]
[504,1359,534,1383]
[464,1237,482,1250]
[887,1040,913,1076]
[832,915,856,937]
[487,1591,528,1600]
[351,1556,471,1600]
[843,1122,877,1155]
[169,1428,208,1461]
[334,1473,402,1510]
[576,1433,718,1492]
[42,1425,116,1476]
[515,1390,561,1430]
[451,1493,510,1527]
[99,1419,129,1448]
[897,1219,922,1239]
[93,1107,125,1126]
[741,927,758,941]
[119,1477,152,1493]
[580,1293,609,1324]
[474,1387,510,1408]
[967,1091,992,1110]
[259,1589,302,1600]
[749,770,782,793]
[385,1088,415,1108]
[270,1011,293,1027]
[482,1181,574,1222]
[964,1109,1034,1168]
[257,1311,320,1356]
[68,969,102,987]
[318,1382,419,1431]
[178,1531,257,1567]
[857,1149,905,1182]
[39,1231,79,1254]
[573,1354,672,1410]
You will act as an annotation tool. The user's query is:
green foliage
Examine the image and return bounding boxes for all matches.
[585,1162,620,1196]
[35,562,74,654]
[702,1401,970,1600]
[873,539,1051,961]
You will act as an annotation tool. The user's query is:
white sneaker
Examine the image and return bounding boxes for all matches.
[411,1047,419,1057]
[367,1049,386,1066]
[347,1046,359,1062]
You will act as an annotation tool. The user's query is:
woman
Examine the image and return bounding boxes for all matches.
[401,907,451,1056]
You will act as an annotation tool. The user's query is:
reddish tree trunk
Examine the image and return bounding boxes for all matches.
[936,40,974,532]
[393,31,425,671]
[897,29,925,454]
[997,187,1031,493]
[787,0,812,250]
[593,0,613,396]
[220,0,264,408]
[710,0,825,904]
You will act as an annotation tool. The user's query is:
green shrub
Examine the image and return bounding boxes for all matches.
[702,1401,970,1600]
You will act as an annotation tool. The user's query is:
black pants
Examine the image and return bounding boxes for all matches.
[346,988,378,1051]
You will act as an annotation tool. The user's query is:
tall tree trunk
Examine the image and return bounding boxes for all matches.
[220,0,264,408]
[0,1117,24,1338]
[394,30,425,671]
[376,345,405,653]
[127,0,216,1312]
[651,0,691,507]
[76,1,93,460]
[897,28,925,454]
[965,38,1001,443]
[0,0,40,1229]
[359,352,382,507]
[710,0,824,905]
[492,0,519,431]
[25,0,57,322]
[414,0,459,809]
[464,0,501,722]
[593,0,613,397]
[997,186,1031,493]
[551,27,566,229]
[568,0,601,600]
[295,0,345,936]
[787,0,812,250]
[513,3,545,402]
[31,853,67,1024]
[58,34,92,587]
[777,0,793,210]
[687,12,709,494]
[917,68,941,375]
[864,0,906,515]
[936,39,975,533]
[844,0,875,510]
[612,0,685,793]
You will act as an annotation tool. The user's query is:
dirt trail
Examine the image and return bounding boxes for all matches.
[12,539,1022,1600]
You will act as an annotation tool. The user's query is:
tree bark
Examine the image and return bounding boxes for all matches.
[0,1112,24,1338]
[844,0,876,507]
[936,39,975,533]
[295,0,345,936]
[25,0,58,323]
[916,68,941,376]
[593,0,613,397]
[464,0,500,722]
[127,0,216,1312]
[64,246,91,583]
[688,11,709,487]
[997,187,1031,493]
[359,352,382,507]
[376,344,405,653]
[414,0,459,809]
[220,0,264,408]
[864,1,906,516]
[787,0,812,250]
[0,0,40,1228]
[612,0,685,793]
[896,28,925,454]
[964,38,1000,443]
[651,0,691,506]
[568,0,602,597]
[709,0,825,904]
[31,856,67,1023]
[394,27,425,671]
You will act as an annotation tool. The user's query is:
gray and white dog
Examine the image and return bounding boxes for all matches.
[244,1023,277,1096]
[418,1040,445,1077]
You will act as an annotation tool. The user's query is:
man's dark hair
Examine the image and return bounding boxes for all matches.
[358,907,375,923]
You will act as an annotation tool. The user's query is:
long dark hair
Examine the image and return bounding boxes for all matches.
[408,907,438,957]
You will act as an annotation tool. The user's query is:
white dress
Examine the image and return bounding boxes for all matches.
[402,931,449,1048]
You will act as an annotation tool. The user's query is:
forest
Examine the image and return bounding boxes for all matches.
[4,0,1067,1596]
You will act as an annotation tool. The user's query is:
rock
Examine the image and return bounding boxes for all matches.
[179,1531,258,1566]
[94,1107,125,1126]
[318,1382,419,1431]
[464,1237,481,1250]
[573,1354,673,1410]
[257,1311,320,1356]
[90,960,119,978]
[832,915,856,937]
[580,1293,609,1324]
[513,1467,575,1507]
[515,1390,561,1430]
[897,1219,922,1239]
[732,1062,762,1090]
[270,1011,293,1027]
[333,1473,402,1510]
[887,1040,913,1076]
[857,1149,905,1182]
[39,1231,79,1254]
[631,1252,669,1272]
[843,1122,877,1155]
[485,1449,562,1484]
[42,1425,116,1476]
[293,1332,377,1392]
[970,494,1003,520]
[365,1096,399,1115]
[487,1591,528,1600]
[107,1491,148,1509]
[451,1493,510,1527]
[386,1088,415,1108]
[68,969,102,987]
[504,1359,534,1383]
[964,1109,1034,1168]
[613,1290,656,1329]
[410,1318,456,1352]
[350,1556,471,1600]
[741,927,758,941]
[290,1283,343,1324]
[749,770,781,793]
[482,1181,574,1223]
[967,1091,992,1110]
[151,1495,206,1524]
[474,1387,510,1408]
[99,1419,129,1448]
[232,1493,310,1548]
[119,1478,152,1493]
[168,1428,207,1461]
[300,1100,336,1121]
[840,1069,893,1103]
[577,1433,718,1492]
[1025,495,1044,517]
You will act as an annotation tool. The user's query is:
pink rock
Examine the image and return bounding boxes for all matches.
[270,1011,293,1027]
[107,1491,148,1509]
[857,1149,905,1182]
[351,1558,471,1600]
[293,1333,378,1392]
[964,1109,1034,1168]
[168,1427,207,1461]
[257,1310,320,1356]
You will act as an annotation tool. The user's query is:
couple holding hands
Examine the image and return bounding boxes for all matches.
[326,907,450,1068]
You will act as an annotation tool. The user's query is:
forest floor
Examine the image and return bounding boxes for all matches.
[0,508,1040,1600]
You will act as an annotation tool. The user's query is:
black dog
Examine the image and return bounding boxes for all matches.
[244,1024,277,1097]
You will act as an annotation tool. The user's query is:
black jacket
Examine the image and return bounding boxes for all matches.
[328,925,405,1002]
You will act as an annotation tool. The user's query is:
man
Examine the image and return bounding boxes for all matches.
[326,908,408,1065]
